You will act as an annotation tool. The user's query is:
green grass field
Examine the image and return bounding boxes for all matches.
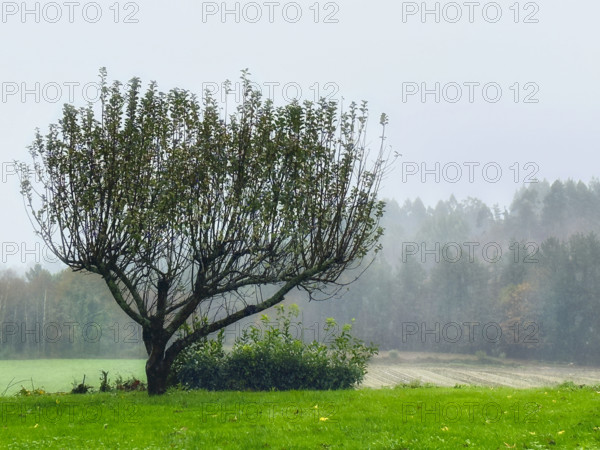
[1,360,599,448]
[0,359,146,396]
[1,384,599,448]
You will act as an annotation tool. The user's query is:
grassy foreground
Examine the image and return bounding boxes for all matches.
[1,384,599,449]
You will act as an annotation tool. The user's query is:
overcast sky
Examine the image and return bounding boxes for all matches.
[1,0,599,272]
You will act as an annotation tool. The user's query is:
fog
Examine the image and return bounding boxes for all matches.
[1,1,599,371]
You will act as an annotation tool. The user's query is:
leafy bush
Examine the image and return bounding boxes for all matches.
[170,304,377,391]
[169,329,226,390]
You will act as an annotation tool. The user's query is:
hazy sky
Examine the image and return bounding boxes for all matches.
[1,0,599,271]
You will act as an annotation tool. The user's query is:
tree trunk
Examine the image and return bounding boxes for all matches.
[144,327,173,395]
[145,354,171,395]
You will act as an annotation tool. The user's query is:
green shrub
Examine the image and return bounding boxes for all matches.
[170,330,226,390]
[170,304,377,391]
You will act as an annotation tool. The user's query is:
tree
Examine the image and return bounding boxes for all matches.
[0,269,28,357]
[541,180,567,237]
[23,264,53,356]
[19,69,391,394]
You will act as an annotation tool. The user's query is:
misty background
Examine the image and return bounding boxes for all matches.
[0,1,599,363]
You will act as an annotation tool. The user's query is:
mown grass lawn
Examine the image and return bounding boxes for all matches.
[1,384,599,449]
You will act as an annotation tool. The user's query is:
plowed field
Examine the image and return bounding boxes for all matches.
[363,352,600,388]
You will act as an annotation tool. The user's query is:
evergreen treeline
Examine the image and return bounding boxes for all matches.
[2,179,600,363]
[302,179,600,365]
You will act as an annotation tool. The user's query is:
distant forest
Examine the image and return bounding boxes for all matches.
[306,178,600,365]
[2,179,600,364]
